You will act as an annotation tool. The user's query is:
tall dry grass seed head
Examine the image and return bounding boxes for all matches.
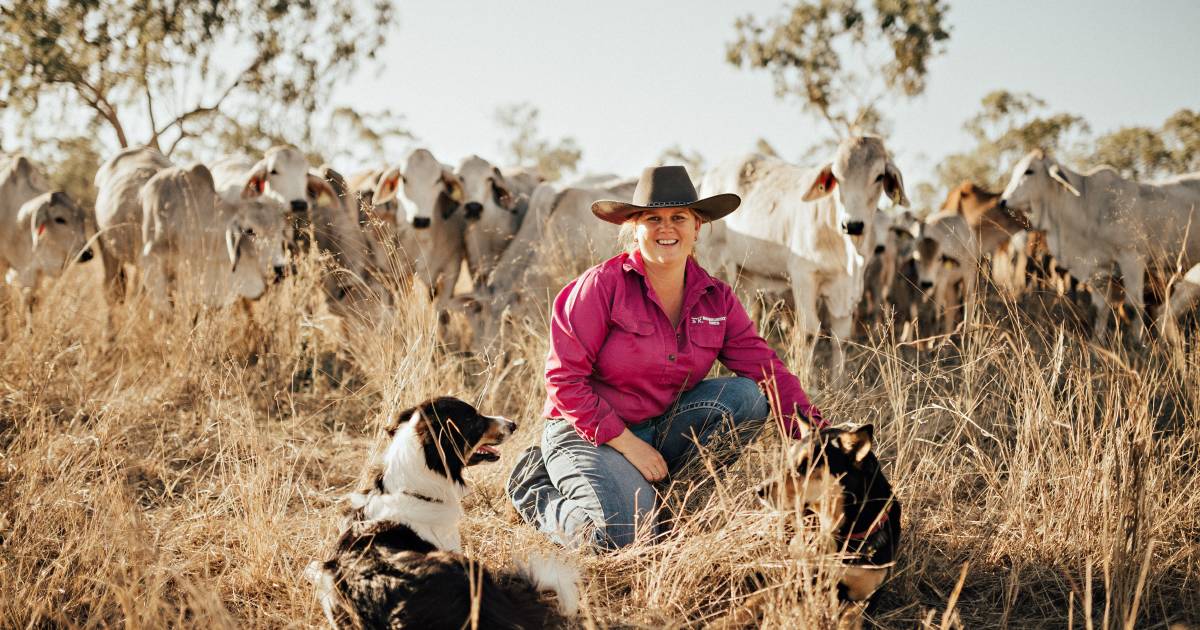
[1,235,1198,628]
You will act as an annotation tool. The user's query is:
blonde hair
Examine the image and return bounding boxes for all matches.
[617,208,703,258]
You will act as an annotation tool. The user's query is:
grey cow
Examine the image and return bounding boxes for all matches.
[1,155,93,312]
[94,146,173,304]
[141,164,292,308]
[999,149,1200,342]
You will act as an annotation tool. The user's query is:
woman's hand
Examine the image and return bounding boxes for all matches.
[608,429,668,482]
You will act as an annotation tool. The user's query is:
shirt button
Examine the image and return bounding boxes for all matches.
[668,354,676,361]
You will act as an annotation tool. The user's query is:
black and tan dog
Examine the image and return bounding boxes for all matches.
[306,397,579,629]
[756,422,902,617]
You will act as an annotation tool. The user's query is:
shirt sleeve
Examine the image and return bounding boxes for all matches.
[716,285,826,437]
[544,269,628,446]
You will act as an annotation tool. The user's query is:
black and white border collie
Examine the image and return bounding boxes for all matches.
[306,397,579,629]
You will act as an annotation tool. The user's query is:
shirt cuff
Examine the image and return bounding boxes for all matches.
[581,413,627,446]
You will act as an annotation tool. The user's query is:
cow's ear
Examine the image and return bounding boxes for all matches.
[837,425,874,463]
[306,173,336,206]
[441,169,465,203]
[242,165,267,199]
[30,202,49,249]
[491,174,517,211]
[884,161,909,207]
[941,183,965,212]
[1048,164,1081,197]
[374,169,401,205]
[801,164,837,201]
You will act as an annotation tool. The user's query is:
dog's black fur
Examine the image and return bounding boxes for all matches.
[310,397,572,630]
[758,423,902,606]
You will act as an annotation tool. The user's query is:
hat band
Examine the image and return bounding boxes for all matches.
[644,200,694,207]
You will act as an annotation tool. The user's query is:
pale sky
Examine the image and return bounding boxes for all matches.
[330,0,1199,194]
[6,1,1199,198]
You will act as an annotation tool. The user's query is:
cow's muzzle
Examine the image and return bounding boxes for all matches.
[464,202,483,221]
[842,220,865,236]
[919,280,934,291]
[412,217,432,229]
[291,200,309,213]
[78,248,94,263]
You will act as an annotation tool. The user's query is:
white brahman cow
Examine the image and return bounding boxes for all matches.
[999,150,1200,341]
[455,156,540,290]
[94,147,173,304]
[1,155,94,312]
[366,149,467,308]
[699,136,908,382]
[140,163,291,308]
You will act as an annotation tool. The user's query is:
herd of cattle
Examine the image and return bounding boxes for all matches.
[3,135,1200,378]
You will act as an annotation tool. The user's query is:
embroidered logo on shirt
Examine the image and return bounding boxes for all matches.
[690,316,726,326]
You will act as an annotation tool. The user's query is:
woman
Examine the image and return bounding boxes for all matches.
[507,165,825,551]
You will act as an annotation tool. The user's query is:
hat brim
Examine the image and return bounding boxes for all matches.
[590,193,741,225]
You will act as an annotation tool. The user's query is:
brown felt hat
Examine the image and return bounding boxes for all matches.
[591,165,740,225]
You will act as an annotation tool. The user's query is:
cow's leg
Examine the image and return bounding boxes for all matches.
[935,275,958,338]
[825,279,857,387]
[788,271,820,375]
[962,268,978,335]
[99,245,127,307]
[142,255,171,312]
[1116,253,1147,344]
[1088,270,1113,343]
[827,310,852,387]
[1159,264,1200,344]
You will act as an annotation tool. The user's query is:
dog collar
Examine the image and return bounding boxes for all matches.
[402,490,444,504]
[844,509,890,541]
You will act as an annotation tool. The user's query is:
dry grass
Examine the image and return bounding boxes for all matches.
[1,254,1198,629]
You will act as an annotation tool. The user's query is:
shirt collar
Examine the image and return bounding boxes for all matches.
[621,251,716,295]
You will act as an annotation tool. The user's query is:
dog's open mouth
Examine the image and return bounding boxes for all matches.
[468,443,502,465]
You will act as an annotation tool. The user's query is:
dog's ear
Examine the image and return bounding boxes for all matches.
[385,406,422,435]
[837,425,874,463]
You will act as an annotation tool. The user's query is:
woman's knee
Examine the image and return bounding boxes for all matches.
[718,377,771,421]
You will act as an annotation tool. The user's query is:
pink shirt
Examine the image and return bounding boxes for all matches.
[543,251,824,445]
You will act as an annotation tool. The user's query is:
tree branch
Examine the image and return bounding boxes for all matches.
[151,59,260,146]
[70,77,129,148]
[145,82,160,150]
[165,128,191,157]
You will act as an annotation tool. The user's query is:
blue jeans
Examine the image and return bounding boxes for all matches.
[507,377,770,550]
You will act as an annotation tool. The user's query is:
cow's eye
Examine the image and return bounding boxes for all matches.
[244,228,256,237]
[1024,169,1034,176]
[874,173,884,183]
[54,217,67,224]
[269,169,278,176]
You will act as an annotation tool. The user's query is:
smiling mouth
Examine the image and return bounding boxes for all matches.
[656,239,679,246]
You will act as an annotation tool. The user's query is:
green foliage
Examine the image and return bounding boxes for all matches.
[727,0,950,137]
[0,0,394,157]
[1163,109,1200,171]
[1087,109,1200,181]
[1090,126,1172,180]
[494,103,582,183]
[936,90,1089,191]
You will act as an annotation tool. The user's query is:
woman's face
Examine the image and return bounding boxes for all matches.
[633,207,702,267]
